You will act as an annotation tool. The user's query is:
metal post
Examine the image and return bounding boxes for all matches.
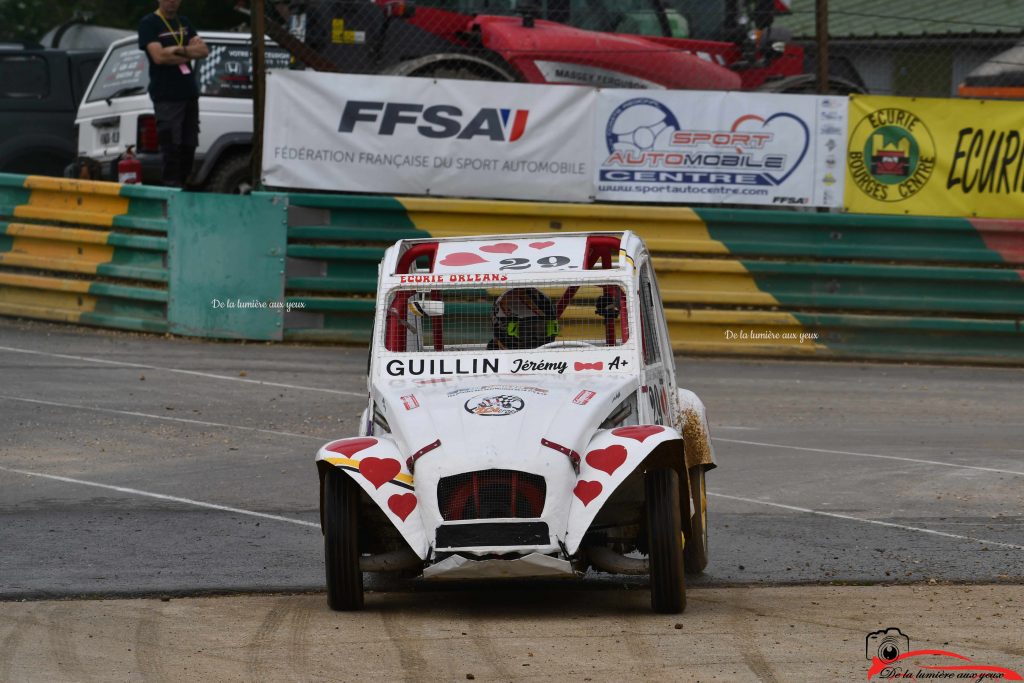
[250,0,267,190]
[815,0,829,94]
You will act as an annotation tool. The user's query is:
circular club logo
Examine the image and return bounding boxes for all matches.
[605,97,680,154]
[464,394,525,416]
[848,107,935,202]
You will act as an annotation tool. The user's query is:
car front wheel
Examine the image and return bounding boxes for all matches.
[646,468,686,614]
[324,467,364,611]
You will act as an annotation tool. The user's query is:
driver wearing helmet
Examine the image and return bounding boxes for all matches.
[489,287,560,350]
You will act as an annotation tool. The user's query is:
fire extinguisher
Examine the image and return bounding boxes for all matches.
[117,145,142,184]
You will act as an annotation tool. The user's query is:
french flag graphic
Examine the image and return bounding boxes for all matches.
[499,109,529,142]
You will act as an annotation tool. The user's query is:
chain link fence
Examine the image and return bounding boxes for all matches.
[245,0,1024,98]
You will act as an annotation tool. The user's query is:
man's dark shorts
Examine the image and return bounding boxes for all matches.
[154,99,200,147]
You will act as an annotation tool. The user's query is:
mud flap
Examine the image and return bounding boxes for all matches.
[676,388,716,471]
[564,425,685,555]
[315,436,429,559]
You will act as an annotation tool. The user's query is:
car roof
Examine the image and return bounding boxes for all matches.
[381,231,647,282]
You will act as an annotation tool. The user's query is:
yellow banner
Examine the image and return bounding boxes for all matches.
[844,95,1024,218]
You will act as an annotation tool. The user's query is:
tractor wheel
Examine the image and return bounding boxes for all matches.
[324,467,363,611]
[646,468,686,614]
[388,54,517,83]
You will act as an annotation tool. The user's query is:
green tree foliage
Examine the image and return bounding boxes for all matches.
[0,0,246,43]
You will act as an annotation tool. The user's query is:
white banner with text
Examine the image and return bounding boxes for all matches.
[263,70,595,202]
[594,91,846,207]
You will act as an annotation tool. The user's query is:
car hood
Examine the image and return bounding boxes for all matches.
[373,373,639,477]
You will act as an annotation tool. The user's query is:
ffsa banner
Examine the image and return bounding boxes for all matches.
[845,95,1024,218]
[594,91,846,207]
[263,71,595,202]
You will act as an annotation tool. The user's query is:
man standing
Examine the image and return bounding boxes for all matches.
[138,0,209,187]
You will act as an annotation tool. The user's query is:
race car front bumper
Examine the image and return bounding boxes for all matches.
[422,552,576,580]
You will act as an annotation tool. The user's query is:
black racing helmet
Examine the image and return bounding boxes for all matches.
[492,287,559,350]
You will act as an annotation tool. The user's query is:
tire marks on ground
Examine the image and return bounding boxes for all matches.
[245,597,293,683]
[133,606,170,683]
[727,589,781,683]
[379,609,432,681]
[45,603,89,683]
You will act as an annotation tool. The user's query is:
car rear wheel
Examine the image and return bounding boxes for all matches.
[324,467,364,611]
[646,468,686,614]
[684,466,708,575]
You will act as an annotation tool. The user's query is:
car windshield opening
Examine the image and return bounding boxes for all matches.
[384,283,630,352]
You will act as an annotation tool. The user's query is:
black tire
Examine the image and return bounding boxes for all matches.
[684,466,708,575]
[324,467,363,611]
[204,152,253,195]
[646,468,686,614]
[389,54,517,83]
[758,74,866,95]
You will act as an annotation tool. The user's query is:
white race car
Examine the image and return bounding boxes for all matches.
[315,231,715,613]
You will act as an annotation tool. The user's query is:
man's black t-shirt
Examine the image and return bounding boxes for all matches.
[138,12,199,102]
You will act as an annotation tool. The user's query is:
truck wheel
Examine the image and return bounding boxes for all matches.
[324,467,364,611]
[646,468,686,614]
[684,466,708,575]
[204,153,252,195]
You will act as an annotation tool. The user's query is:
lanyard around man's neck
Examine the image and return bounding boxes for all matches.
[155,10,184,47]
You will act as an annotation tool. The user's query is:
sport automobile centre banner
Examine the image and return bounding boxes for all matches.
[845,95,1024,218]
[263,71,595,202]
[594,91,847,207]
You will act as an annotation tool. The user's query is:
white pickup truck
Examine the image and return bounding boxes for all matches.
[73,31,288,193]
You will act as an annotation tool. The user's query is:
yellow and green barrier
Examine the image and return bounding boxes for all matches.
[1,173,1021,364]
[0,174,173,332]
[283,194,1024,364]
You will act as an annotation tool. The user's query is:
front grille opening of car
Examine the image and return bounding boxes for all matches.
[438,469,546,521]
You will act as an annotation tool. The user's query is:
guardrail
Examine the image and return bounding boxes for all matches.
[0,174,173,333]
[2,174,1021,364]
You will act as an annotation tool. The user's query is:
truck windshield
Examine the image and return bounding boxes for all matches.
[86,41,291,102]
[86,44,147,102]
[384,283,629,352]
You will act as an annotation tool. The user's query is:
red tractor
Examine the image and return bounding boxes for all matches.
[268,0,864,93]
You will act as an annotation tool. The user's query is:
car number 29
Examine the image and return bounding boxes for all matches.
[499,256,572,270]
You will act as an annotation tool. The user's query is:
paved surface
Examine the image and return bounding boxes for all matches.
[2,318,1022,598]
[2,318,1023,680]
[2,586,1022,682]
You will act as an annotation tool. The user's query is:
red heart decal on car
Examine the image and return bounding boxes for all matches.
[573,480,603,506]
[529,241,555,250]
[388,493,418,521]
[325,437,377,457]
[612,425,665,443]
[359,457,401,489]
[440,252,487,266]
[480,243,518,254]
[586,444,628,476]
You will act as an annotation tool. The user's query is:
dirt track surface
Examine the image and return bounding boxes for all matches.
[2,585,1022,682]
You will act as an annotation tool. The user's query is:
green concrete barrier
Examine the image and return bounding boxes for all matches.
[1,173,1021,364]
